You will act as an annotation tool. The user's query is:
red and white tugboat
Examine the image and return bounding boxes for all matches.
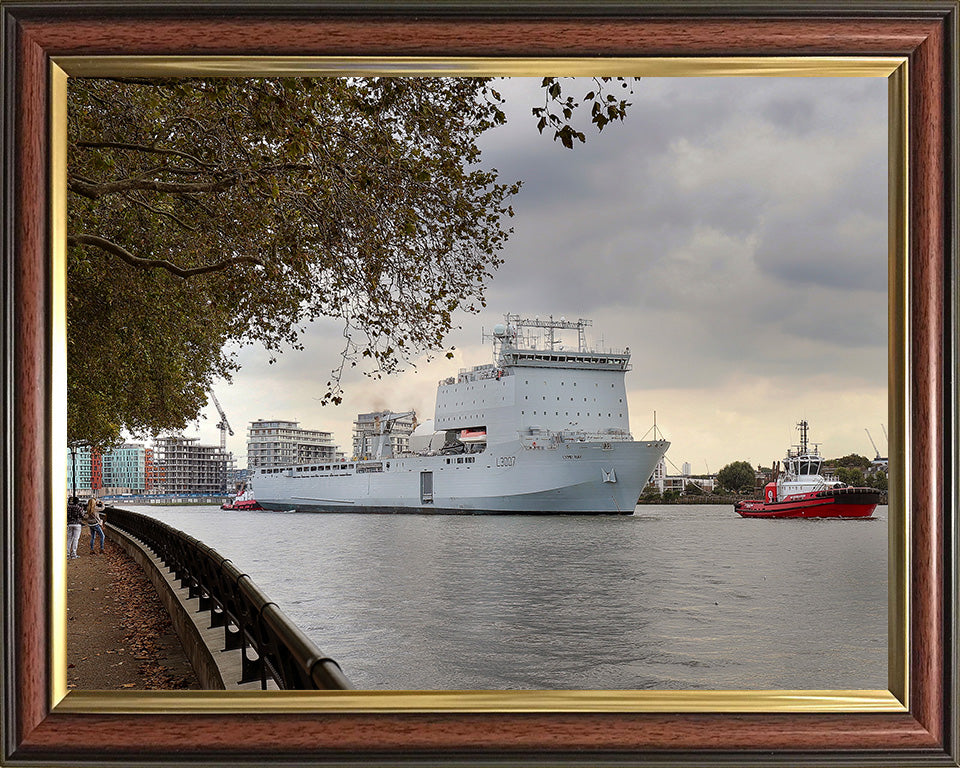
[735,420,880,519]
[221,481,262,511]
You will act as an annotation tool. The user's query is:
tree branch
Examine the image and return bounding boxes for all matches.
[68,175,236,200]
[126,194,200,233]
[68,234,263,277]
[75,140,212,168]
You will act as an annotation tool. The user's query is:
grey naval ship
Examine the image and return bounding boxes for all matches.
[250,315,669,515]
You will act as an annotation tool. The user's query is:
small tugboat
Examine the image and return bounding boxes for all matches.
[221,481,262,511]
[735,420,880,519]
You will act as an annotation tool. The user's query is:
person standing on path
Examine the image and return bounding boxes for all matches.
[66,497,83,559]
[85,496,105,554]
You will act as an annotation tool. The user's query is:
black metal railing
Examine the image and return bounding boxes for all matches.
[105,506,352,690]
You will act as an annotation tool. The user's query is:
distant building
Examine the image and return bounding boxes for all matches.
[154,435,235,494]
[67,446,94,497]
[352,411,417,459]
[67,443,158,497]
[102,443,150,493]
[144,446,158,490]
[648,457,717,495]
[227,466,250,488]
[246,419,343,469]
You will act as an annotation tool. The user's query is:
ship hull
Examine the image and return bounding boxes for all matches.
[735,487,880,519]
[252,439,667,515]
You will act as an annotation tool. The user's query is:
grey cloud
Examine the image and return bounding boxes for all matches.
[216,76,888,464]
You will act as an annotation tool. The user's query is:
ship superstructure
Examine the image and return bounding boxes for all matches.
[249,315,669,514]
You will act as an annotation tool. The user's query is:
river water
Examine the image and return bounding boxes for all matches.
[132,504,887,691]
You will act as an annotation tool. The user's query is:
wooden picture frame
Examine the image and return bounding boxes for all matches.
[2,2,956,765]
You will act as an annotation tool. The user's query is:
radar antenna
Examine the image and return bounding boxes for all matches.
[502,314,592,351]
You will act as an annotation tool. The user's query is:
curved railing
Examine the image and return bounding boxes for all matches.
[105,506,352,690]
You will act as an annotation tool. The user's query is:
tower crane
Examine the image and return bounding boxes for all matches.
[210,391,234,450]
[865,427,881,461]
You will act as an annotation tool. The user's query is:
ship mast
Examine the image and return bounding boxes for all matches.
[503,314,592,351]
[797,419,809,454]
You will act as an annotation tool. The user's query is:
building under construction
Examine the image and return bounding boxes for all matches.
[153,435,234,495]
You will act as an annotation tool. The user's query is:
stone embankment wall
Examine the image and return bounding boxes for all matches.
[106,524,276,690]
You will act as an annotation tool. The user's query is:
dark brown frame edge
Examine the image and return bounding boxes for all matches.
[1,2,956,766]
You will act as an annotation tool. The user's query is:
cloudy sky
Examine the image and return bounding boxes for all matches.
[190,76,889,473]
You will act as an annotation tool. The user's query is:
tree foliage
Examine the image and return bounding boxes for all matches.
[68,76,638,446]
[832,453,872,469]
[836,467,866,487]
[716,460,756,493]
[867,470,888,491]
[533,76,635,148]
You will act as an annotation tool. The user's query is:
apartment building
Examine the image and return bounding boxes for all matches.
[648,456,717,495]
[67,446,94,496]
[246,419,343,469]
[67,443,158,496]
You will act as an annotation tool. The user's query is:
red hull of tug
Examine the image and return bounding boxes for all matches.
[221,499,262,511]
[735,487,880,519]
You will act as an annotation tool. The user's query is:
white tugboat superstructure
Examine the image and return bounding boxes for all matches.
[250,315,669,514]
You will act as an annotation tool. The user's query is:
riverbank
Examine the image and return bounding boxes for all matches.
[67,535,200,690]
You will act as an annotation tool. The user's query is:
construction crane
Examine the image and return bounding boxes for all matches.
[210,391,234,450]
[865,427,881,460]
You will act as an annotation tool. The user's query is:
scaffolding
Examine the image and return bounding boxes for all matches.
[154,435,235,494]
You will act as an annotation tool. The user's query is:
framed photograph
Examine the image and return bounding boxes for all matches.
[2,2,956,765]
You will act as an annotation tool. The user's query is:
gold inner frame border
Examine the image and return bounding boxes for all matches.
[50,55,909,715]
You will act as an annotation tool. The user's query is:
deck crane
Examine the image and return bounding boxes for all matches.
[372,411,416,460]
[865,427,881,461]
[210,391,234,450]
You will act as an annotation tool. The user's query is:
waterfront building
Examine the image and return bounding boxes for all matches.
[154,435,235,494]
[67,446,94,496]
[67,443,161,496]
[246,419,343,469]
[144,446,159,490]
[352,410,417,459]
[226,466,251,493]
[102,443,149,493]
[648,457,717,495]
[649,456,667,490]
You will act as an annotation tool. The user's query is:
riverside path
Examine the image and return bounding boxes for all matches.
[66,536,199,691]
